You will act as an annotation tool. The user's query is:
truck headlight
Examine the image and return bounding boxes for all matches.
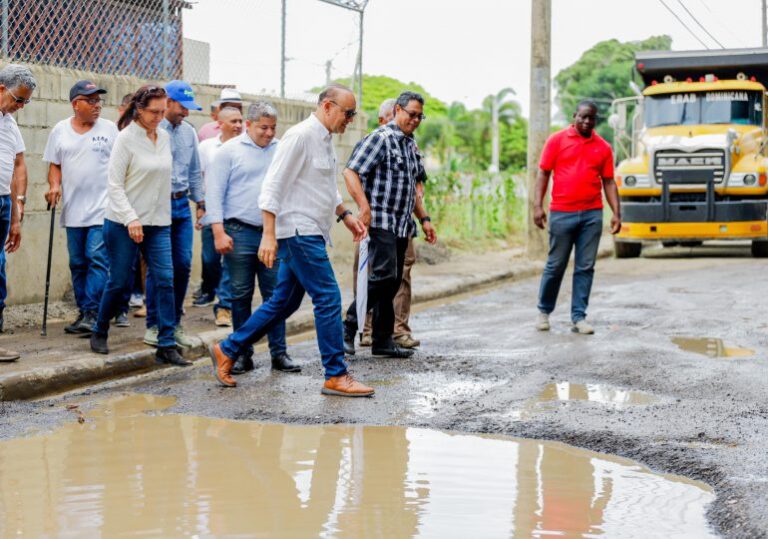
[744,174,757,186]
[624,175,637,187]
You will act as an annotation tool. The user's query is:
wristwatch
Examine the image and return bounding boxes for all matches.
[16,195,26,204]
[337,209,352,223]
[420,215,431,224]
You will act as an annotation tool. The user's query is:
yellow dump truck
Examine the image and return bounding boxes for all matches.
[611,48,768,257]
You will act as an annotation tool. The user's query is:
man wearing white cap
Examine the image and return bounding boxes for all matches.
[198,88,243,142]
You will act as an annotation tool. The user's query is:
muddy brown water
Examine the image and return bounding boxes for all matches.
[538,382,657,406]
[0,394,716,538]
[672,337,755,358]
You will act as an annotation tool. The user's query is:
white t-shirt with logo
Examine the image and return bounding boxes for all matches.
[43,117,118,227]
[0,113,25,196]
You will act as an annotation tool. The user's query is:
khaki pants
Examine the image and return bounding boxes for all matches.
[352,237,415,338]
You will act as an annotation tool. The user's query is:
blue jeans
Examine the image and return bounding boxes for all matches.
[223,220,286,358]
[201,225,231,310]
[96,219,176,347]
[66,226,109,313]
[220,234,347,379]
[0,195,11,309]
[146,195,193,327]
[538,209,603,322]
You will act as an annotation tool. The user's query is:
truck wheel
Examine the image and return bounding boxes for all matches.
[614,241,642,258]
[751,240,768,258]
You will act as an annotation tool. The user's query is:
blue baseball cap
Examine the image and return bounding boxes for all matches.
[164,80,202,111]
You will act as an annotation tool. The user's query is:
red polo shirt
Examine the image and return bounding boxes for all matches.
[539,126,614,212]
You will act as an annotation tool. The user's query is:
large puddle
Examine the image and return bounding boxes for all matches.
[672,337,755,358]
[0,394,715,538]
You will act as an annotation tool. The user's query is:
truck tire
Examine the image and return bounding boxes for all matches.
[614,241,642,258]
[751,240,768,258]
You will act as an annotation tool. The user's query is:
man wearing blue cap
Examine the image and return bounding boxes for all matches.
[144,80,204,348]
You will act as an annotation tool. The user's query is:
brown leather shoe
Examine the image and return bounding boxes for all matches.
[0,347,19,362]
[394,334,420,348]
[321,374,374,397]
[208,343,236,387]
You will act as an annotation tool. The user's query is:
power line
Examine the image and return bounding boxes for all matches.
[658,0,710,49]
[676,0,725,48]
[696,0,747,47]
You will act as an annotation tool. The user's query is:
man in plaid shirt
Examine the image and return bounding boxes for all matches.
[343,91,437,358]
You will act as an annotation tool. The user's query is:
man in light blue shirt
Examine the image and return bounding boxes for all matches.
[206,101,295,374]
[144,80,204,349]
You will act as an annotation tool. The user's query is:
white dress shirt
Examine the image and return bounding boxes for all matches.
[0,112,24,196]
[105,121,173,226]
[258,113,343,243]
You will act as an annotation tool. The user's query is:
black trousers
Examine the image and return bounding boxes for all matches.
[344,228,409,345]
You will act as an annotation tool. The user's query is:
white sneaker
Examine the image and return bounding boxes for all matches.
[129,293,145,308]
[143,326,159,346]
[572,319,594,335]
[536,312,550,331]
[174,326,195,348]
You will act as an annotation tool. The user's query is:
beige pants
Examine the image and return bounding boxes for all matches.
[353,237,415,338]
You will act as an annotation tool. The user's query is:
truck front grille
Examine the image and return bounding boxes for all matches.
[653,148,726,185]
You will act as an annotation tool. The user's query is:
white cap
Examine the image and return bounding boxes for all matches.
[218,87,242,103]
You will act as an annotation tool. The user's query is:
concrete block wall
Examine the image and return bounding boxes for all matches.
[8,64,367,304]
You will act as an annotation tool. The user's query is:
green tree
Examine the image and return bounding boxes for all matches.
[554,35,672,140]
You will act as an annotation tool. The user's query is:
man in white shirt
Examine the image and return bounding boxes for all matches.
[209,84,374,397]
[194,107,242,329]
[0,64,35,363]
[44,81,118,335]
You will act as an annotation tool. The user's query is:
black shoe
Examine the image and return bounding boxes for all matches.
[343,334,355,356]
[65,312,85,334]
[230,354,255,375]
[68,312,97,335]
[192,292,216,307]
[372,341,414,358]
[156,347,192,367]
[272,352,301,372]
[90,333,109,354]
[192,286,204,300]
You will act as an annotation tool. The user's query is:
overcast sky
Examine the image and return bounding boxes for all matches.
[183,0,765,116]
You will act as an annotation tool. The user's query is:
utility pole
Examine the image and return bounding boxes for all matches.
[317,0,369,105]
[526,0,551,257]
[763,0,767,47]
[281,0,286,98]
[490,97,500,173]
[325,60,332,86]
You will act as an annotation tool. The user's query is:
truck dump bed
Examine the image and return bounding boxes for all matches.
[636,48,768,87]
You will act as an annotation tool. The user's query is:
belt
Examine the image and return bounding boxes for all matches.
[171,191,188,200]
[224,218,263,231]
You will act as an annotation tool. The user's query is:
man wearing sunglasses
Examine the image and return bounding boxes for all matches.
[0,64,35,363]
[43,81,119,336]
[342,91,437,358]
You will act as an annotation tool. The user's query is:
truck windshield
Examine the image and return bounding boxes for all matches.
[645,91,763,127]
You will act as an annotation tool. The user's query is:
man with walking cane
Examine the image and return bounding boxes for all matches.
[0,64,36,362]
[44,81,118,335]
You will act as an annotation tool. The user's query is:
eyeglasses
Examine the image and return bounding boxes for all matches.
[6,88,30,105]
[400,107,426,121]
[75,97,102,106]
[329,100,357,119]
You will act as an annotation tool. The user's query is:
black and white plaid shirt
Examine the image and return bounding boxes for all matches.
[346,122,426,238]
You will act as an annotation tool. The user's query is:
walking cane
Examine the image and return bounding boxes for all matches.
[41,203,55,336]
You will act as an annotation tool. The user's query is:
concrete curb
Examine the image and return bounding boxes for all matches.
[0,245,614,401]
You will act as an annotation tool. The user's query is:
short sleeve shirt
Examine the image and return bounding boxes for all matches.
[539,126,614,212]
[43,118,118,227]
[0,113,25,196]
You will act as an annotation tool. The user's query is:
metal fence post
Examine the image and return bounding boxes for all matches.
[1,0,8,59]
[162,0,170,78]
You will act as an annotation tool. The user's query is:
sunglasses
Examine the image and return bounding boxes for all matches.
[75,96,102,105]
[399,107,426,121]
[7,88,30,105]
[329,100,357,119]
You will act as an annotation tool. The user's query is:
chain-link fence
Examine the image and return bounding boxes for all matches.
[2,0,186,79]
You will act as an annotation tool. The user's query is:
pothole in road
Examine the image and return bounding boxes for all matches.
[0,394,716,538]
[672,337,755,358]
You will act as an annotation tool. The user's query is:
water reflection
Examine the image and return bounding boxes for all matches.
[538,382,657,406]
[0,394,715,537]
[672,337,755,358]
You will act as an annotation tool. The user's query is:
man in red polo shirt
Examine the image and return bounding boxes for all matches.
[533,100,621,334]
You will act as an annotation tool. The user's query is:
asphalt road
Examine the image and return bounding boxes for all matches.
[2,243,768,537]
